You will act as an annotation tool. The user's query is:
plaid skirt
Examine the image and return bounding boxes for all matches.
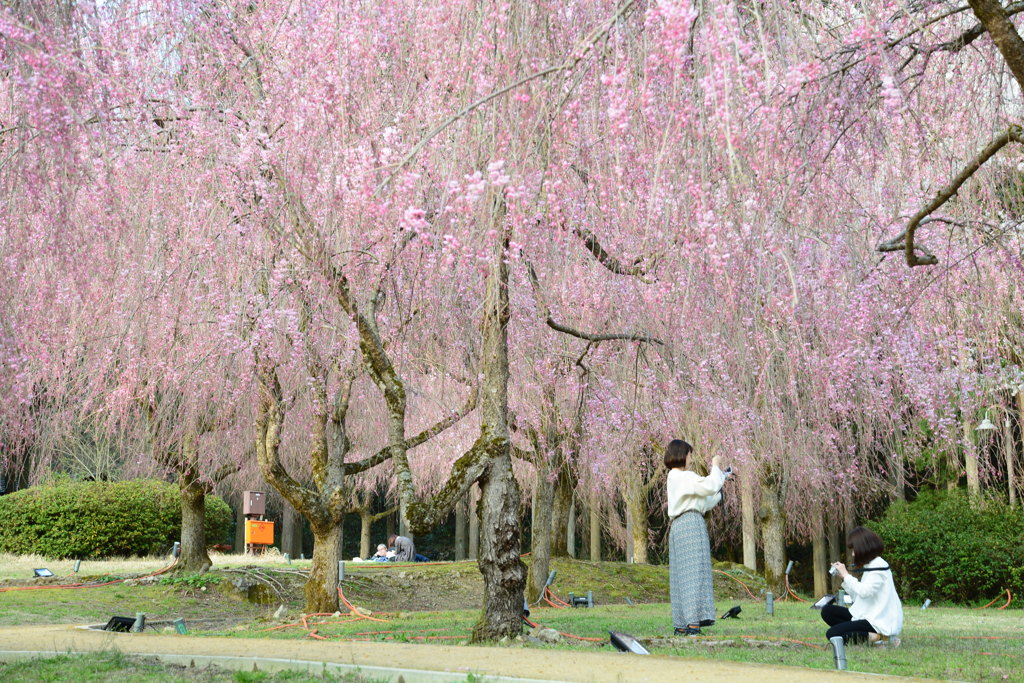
[669,510,715,628]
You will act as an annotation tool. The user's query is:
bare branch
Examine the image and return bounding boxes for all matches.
[526,262,663,345]
[344,387,478,475]
[878,125,1024,266]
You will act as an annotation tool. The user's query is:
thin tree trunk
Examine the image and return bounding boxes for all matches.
[812,522,828,597]
[527,465,555,603]
[234,499,246,554]
[964,417,980,498]
[306,519,342,612]
[468,483,479,560]
[282,503,302,559]
[359,508,373,560]
[1012,393,1023,508]
[455,495,467,560]
[759,478,785,595]
[624,503,634,563]
[624,477,648,564]
[567,499,576,558]
[740,470,757,571]
[589,493,601,562]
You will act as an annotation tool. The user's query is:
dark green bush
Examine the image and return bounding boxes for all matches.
[872,490,1024,606]
[0,479,232,559]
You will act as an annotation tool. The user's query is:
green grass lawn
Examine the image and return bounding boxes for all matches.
[205,599,1024,682]
[2,556,1020,681]
[0,652,386,682]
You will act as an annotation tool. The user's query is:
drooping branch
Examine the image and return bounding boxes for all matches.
[878,125,1024,266]
[527,262,663,345]
[374,0,641,194]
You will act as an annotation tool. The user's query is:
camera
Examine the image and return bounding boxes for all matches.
[828,565,838,577]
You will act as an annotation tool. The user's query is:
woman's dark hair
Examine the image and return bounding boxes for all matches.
[846,526,884,565]
[664,440,693,469]
[387,535,397,547]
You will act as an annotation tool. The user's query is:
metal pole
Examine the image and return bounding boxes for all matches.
[131,613,146,633]
[830,635,847,670]
[766,591,774,615]
[338,560,345,584]
[73,560,81,573]
[173,618,188,634]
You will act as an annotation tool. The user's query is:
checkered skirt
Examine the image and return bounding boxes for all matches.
[669,511,715,628]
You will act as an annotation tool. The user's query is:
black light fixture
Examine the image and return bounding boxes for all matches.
[33,568,54,577]
[103,616,136,632]
[720,605,742,619]
[609,630,650,655]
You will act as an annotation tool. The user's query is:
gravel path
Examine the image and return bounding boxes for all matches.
[0,624,932,683]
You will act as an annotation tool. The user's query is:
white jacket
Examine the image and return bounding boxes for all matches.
[667,466,725,518]
[842,556,904,636]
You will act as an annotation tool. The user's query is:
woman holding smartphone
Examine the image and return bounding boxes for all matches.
[665,439,728,636]
[824,526,903,646]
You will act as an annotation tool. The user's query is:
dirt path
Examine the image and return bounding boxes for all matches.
[0,624,933,683]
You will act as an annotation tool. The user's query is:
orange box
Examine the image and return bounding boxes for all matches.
[245,520,275,545]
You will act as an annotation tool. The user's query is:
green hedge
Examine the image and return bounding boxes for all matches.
[872,490,1024,606]
[0,479,232,559]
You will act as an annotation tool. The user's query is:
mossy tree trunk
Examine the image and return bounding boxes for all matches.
[176,464,212,573]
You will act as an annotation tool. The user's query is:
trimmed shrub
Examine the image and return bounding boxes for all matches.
[872,490,1024,606]
[0,479,232,559]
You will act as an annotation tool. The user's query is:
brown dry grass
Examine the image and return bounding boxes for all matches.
[0,550,307,580]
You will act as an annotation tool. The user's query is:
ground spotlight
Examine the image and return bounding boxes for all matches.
[720,605,741,619]
[33,568,53,577]
[103,616,136,632]
[609,630,650,655]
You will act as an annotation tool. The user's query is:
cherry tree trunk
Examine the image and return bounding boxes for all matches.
[589,494,601,562]
[624,479,648,564]
[472,453,525,641]
[282,503,302,559]
[567,500,576,558]
[527,468,555,603]
[306,520,342,613]
[359,509,373,560]
[759,479,786,595]
[964,417,980,498]
[550,473,573,557]
[176,468,211,572]
[1011,396,1022,508]
[740,471,757,571]
[455,496,468,560]
[234,502,246,554]
[468,483,479,560]
[812,523,828,597]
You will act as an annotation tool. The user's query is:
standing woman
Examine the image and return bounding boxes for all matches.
[665,439,728,636]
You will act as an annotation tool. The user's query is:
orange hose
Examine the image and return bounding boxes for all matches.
[337,586,388,622]
[975,589,1012,610]
[713,569,759,600]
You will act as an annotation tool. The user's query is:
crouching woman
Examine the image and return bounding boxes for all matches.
[824,526,903,646]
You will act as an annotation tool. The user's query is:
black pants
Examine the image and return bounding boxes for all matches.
[821,604,876,644]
